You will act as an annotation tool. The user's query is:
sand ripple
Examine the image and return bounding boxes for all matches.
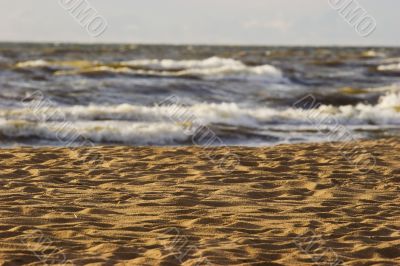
[0,139,399,265]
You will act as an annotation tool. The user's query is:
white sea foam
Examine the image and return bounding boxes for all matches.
[0,92,399,144]
[2,92,400,125]
[0,120,188,145]
[377,63,400,73]
[15,60,50,68]
[15,57,284,81]
[121,57,283,81]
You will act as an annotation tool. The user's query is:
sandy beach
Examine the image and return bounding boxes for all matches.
[0,138,399,265]
[1,1,400,265]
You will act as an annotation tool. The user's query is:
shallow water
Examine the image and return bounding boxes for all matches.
[0,43,399,146]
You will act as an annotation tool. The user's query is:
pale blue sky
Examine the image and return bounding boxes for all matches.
[0,0,398,46]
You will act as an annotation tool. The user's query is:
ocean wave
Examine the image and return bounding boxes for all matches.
[119,57,284,80]
[1,104,168,122]
[2,91,400,125]
[0,92,399,144]
[360,50,386,58]
[15,60,95,69]
[380,57,400,64]
[377,63,400,73]
[0,120,188,145]
[15,57,284,81]
[15,60,50,68]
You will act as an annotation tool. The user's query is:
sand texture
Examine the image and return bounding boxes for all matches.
[0,139,399,265]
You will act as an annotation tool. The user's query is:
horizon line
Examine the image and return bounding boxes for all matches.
[0,40,398,49]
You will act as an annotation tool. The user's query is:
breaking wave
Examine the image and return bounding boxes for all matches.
[0,120,188,145]
[15,57,284,81]
[0,92,399,145]
[377,63,400,74]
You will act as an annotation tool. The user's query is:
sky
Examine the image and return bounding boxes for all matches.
[0,0,398,46]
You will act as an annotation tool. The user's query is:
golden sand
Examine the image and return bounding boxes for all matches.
[0,139,399,265]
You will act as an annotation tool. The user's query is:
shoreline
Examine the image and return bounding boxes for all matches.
[0,138,399,265]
